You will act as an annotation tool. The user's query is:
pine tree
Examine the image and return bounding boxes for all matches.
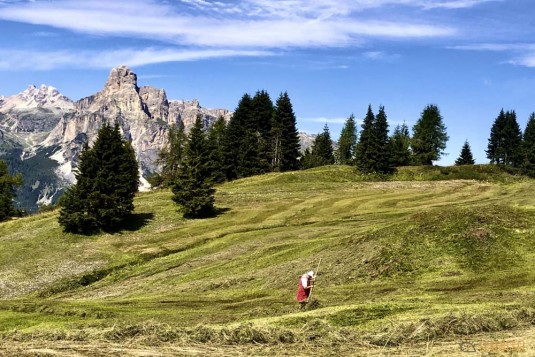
[522,112,535,176]
[0,160,22,221]
[356,105,376,173]
[411,104,449,165]
[337,114,357,165]
[303,124,335,169]
[206,115,227,184]
[172,116,215,218]
[58,123,140,233]
[455,140,475,165]
[374,105,394,174]
[486,109,522,166]
[390,122,412,167]
[153,122,186,187]
[271,92,300,171]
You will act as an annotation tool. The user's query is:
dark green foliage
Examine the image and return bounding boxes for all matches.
[252,90,274,165]
[411,104,449,165]
[486,109,522,166]
[356,105,376,173]
[301,124,335,169]
[455,140,475,166]
[337,114,357,165]
[223,94,268,179]
[155,122,186,188]
[522,113,535,176]
[206,116,227,184]
[374,106,394,174]
[58,123,140,234]
[0,160,22,221]
[355,105,393,174]
[390,122,412,167]
[172,116,215,218]
[271,92,300,172]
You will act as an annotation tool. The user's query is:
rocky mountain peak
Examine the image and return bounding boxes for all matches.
[0,84,73,112]
[104,65,138,93]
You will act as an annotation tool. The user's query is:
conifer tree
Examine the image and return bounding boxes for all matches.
[172,116,215,218]
[301,124,335,169]
[374,105,394,174]
[153,122,186,187]
[522,112,535,176]
[356,105,376,173]
[58,123,140,233]
[0,160,22,221]
[206,115,227,184]
[455,140,475,165]
[337,114,357,165]
[252,90,274,170]
[411,104,449,165]
[486,109,522,166]
[271,92,300,171]
[223,94,253,180]
[390,122,412,167]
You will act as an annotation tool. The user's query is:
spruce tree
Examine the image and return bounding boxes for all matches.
[0,160,22,221]
[154,122,186,187]
[455,140,475,165]
[374,105,394,174]
[172,116,215,218]
[390,122,412,167]
[337,114,357,165]
[206,115,227,184]
[356,105,376,173]
[522,113,535,176]
[223,94,253,180]
[486,109,522,166]
[271,92,300,171]
[58,123,140,233]
[303,124,335,169]
[411,104,449,165]
[252,90,274,170]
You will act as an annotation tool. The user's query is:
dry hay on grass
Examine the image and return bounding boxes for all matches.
[367,307,535,346]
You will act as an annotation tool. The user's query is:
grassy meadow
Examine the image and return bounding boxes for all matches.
[1,165,535,356]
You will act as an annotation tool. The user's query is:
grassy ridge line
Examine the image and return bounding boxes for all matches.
[0,165,534,346]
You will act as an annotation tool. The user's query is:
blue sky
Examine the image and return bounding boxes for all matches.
[1,0,535,165]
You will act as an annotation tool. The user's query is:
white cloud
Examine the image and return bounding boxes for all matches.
[0,48,274,70]
[305,117,349,124]
[0,0,456,50]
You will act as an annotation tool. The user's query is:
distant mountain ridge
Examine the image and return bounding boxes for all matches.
[0,66,313,212]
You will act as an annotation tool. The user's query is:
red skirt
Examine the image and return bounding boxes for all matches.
[296,284,310,302]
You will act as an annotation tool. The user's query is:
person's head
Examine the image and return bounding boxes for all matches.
[307,271,314,277]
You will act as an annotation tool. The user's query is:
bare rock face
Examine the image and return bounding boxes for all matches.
[43,65,232,190]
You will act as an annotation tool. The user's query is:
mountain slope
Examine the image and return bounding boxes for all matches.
[0,166,534,355]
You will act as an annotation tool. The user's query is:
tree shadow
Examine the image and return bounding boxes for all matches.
[117,212,155,232]
[183,207,231,219]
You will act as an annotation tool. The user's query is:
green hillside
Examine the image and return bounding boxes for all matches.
[1,165,535,355]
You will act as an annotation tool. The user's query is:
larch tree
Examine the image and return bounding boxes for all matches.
[337,114,357,165]
[411,104,449,165]
[390,122,412,167]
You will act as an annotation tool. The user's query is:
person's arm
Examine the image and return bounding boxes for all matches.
[301,275,309,289]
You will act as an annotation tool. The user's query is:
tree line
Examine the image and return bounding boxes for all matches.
[2,94,535,228]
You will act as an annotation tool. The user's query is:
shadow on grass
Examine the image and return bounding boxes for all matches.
[120,212,155,231]
[183,207,231,219]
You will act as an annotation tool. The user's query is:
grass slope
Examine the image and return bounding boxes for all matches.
[1,165,535,355]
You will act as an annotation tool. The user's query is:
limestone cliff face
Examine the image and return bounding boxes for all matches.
[43,66,231,188]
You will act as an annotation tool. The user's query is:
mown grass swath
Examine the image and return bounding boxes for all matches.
[0,164,534,354]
